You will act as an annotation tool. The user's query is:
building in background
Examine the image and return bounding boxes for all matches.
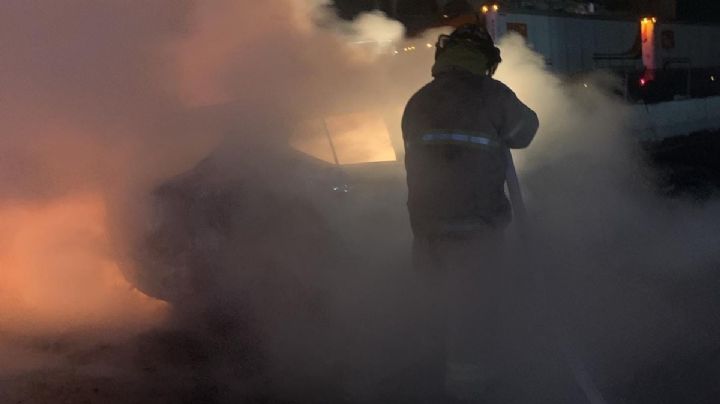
[334,0,682,21]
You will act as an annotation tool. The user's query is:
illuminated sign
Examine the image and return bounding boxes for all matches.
[640,17,656,81]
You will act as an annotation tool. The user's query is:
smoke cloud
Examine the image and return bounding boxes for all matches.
[495,34,720,393]
[1,0,718,402]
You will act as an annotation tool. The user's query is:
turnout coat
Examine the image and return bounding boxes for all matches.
[402,69,539,237]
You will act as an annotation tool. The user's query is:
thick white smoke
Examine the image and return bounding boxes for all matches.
[495,33,720,388]
[1,0,718,402]
[0,0,410,386]
[0,0,399,330]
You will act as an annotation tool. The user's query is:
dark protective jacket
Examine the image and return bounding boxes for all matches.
[402,69,539,237]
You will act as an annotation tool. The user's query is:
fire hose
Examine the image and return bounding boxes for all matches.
[504,148,608,404]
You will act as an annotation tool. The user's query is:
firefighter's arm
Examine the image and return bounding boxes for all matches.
[496,84,539,149]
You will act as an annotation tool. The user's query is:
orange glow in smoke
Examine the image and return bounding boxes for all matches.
[0,193,167,334]
[290,111,397,165]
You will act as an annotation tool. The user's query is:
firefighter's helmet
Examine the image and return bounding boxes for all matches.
[435,23,501,74]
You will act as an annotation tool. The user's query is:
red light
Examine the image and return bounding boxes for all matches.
[639,78,646,86]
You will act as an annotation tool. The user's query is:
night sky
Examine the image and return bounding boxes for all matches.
[677,0,720,22]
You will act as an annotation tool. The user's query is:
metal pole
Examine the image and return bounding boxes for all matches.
[624,70,629,101]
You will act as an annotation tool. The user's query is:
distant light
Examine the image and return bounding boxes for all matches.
[712,75,716,81]
[426,43,433,48]
[583,83,588,88]
[641,16,656,24]
[443,14,449,18]
[393,50,399,55]
[481,5,489,13]
[640,78,647,86]
[492,4,499,11]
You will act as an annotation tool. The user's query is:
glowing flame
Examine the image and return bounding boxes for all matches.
[0,193,167,335]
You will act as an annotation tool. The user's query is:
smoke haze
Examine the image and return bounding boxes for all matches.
[1,0,719,402]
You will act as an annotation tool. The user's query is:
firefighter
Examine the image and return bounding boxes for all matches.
[401,23,538,403]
